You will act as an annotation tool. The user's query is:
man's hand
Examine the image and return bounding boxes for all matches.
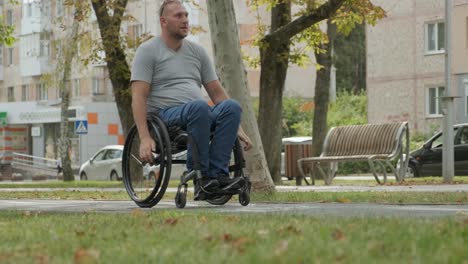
[140,136,156,164]
[238,130,252,151]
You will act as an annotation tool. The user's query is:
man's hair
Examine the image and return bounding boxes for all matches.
[159,0,182,17]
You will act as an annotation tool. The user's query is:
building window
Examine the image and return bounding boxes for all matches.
[40,33,50,57]
[7,87,14,102]
[427,86,445,116]
[92,78,102,95]
[22,85,29,101]
[8,48,13,65]
[27,3,32,17]
[128,24,143,40]
[57,87,62,99]
[6,10,13,26]
[73,79,81,97]
[36,83,48,101]
[426,21,445,53]
[56,0,63,16]
[42,0,50,16]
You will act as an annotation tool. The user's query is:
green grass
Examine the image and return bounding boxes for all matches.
[0,181,124,189]
[282,176,468,186]
[0,180,180,189]
[1,176,466,189]
[0,211,466,263]
[1,191,467,204]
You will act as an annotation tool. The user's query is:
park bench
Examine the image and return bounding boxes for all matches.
[297,122,409,185]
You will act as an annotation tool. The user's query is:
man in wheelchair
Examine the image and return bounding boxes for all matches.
[130,0,252,201]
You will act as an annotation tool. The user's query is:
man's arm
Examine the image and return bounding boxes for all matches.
[131,81,155,163]
[204,80,252,151]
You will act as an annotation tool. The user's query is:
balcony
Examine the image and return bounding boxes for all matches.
[20,57,51,77]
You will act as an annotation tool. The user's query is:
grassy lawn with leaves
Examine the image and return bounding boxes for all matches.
[0,211,466,263]
[1,191,467,204]
[0,177,467,204]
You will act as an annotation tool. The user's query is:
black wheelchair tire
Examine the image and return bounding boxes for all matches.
[122,118,172,208]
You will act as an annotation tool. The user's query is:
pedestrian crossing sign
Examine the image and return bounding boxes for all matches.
[75,120,88,135]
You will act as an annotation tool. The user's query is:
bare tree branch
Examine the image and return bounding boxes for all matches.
[267,0,345,41]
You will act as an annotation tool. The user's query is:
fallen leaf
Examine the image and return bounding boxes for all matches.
[277,225,302,236]
[225,216,240,222]
[74,248,100,264]
[199,216,208,223]
[231,237,251,253]
[274,240,289,256]
[75,230,85,237]
[222,233,233,242]
[336,198,351,203]
[257,229,269,236]
[335,254,347,262]
[332,229,345,241]
[204,235,213,241]
[35,254,49,264]
[164,218,178,226]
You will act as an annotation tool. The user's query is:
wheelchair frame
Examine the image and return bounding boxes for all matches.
[122,115,251,208]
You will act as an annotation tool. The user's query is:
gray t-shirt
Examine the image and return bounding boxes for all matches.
[131,36,218,111]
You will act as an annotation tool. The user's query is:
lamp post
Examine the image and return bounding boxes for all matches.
[442,0,456,183]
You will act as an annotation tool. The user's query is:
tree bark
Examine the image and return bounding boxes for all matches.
[90,0,133,136]
[206,0,275,192]
[258,1,291,184]
[257,0,345,182]
[59,2,81,182]
[311,20,336,179]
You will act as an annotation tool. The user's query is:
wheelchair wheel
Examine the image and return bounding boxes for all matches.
[175,184,187,209]
[239,180,251,206]
[206,138,244,206]
[123,118,172,208]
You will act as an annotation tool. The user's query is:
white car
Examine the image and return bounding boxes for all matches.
[79,145,124,181]
[79,145,188,181]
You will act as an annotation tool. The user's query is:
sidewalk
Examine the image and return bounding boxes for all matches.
[1,184,467,193]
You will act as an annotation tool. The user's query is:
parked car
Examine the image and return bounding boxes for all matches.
[79,145,188,181]
[407,123,468,177]
[79,145,124,181]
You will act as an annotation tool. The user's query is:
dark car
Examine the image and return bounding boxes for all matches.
[408,123,468,177]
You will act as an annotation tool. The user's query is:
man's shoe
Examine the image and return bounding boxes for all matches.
[217,175,244,190]
[194,177,220,201]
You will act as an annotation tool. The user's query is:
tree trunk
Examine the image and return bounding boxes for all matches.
[91,0,133,136]
[256,0,345,183]
[59,3,80,182]
[311,20,336,178]
[206,0,274,192]
[258,2,291,184]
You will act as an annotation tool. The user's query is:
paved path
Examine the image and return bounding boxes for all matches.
[1,199,467,218]
[1,184,467,193]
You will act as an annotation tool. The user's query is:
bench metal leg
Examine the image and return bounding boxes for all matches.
[317,162,335,185]
[368,159,387,184]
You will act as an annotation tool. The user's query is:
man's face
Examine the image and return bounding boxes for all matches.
[160,2,189,40]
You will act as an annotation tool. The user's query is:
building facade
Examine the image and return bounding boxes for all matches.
[0,0,318,175]
[367,0,468,133]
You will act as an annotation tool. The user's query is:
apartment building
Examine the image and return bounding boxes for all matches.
[0,0,317,174]
[367,0,468,133]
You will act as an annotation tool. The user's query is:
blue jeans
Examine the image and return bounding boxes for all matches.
[157,99,241,178]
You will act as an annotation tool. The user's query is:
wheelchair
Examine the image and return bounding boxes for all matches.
[122,115,251,209]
